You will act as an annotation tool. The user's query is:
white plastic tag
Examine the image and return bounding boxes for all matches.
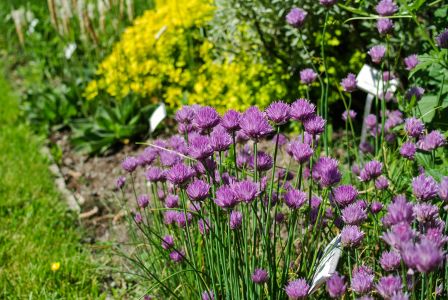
[149,102,167,133]
[356,64,398,96]
[308,234,342,294]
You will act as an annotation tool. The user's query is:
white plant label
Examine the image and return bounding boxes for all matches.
[64,43,77,60]
[308,234,342,294]
[149,102,167,133]
[356,64,398,96]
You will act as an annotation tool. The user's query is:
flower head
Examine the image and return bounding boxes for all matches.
[116,176,126,189]
[404,54,419,70]
[359,160,383,182]
[404,117,424,138]
[342,110,357,121]
[201,291,215,300]
[376,275,402,299]
[417,130,446,151]
[405,86,424,101]
[436,28,448,48]
[380,250,401,271]
[382,222,415,249]
[230,211,243,230]
[333,185,358,207]
[326,272,347,298]
[286,8,308,28]
[342,203,367,225]
[412,174,439,201]
[221,109,241,132]
[340,73,357,92]
[285,278,309,299]
[300,68,318,85]
[382,196,414,226]
[375,176,389,190]
[188,134,214,160]
[377,18,394,34]
[122,156,139,173]
[215,185,238,208]
[439,177,448,201]
[414,239,445,273]
[351,265,374,294]
[165,194,179,208]
[288,141,313,164]
[312,157,341,187]
[169,250,185,263]
[138,195,149,208]
[371,201,383,214]
[145,167,166,182]
[368,45,386,64]
[166,163,195,186]
[320,0,338,7]
[400,142,416,160]
[187,179,210,201]
[240,107,273,141]
[341,225,364,248]
[265,101,291,125]
[210,126,232,152]
[251,268,269,284]
[290,99,316,121]
[303,115,326,136]
[376,0,398,16]
[176,106,196,124]
[284,189,307,209]
[193,106,220,132]
[232,180,259,203]
[134,212,143,223]
[161,235,174,250]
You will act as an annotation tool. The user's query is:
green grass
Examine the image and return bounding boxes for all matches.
[0,74,103,299]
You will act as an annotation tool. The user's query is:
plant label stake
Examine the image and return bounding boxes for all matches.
[149,102,167,136]
[356,65,399,151]
[308,234,342,294]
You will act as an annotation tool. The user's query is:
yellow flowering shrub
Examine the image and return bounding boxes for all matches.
[84,0,288,112]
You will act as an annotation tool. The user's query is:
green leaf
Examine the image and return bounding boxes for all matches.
[416,95,439,123]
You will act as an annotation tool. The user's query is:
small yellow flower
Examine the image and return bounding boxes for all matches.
[51,262,60,272]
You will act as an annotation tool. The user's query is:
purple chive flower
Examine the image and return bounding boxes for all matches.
[193,106,220,132]
[143,295,153,300]
[186,179,210,201]
[351,265,374,294]
[275,212,285,223]
[251,268,269,284]
[300,68,318,85]
[163,210,177,225]
[312,157,342,187]
[162,235,174,250]
[210,126,232,152]
[371,201,383,214]
[166,162,195,186]
[375,176,389,190]
[240,106,273,141]
[413,203,439,223]
[159,151,181,167]
[232,180,259,203]
[359,141,374,154]
[391,292,409,300]
[436,28,448,48]
[138,195,149,208]
[221,109,241,132]
[284,189,307,209]
[359,160,382,182]
[382,222,414,249]
[265,101,291,125]
[368,45,386,64]
[247,151,273,172]
[175,212,193,228]
[341,73,357,92]
[165,194,179,208]
[400,142,416,160]
[326,272,347,298]
[341,225,364,248]
[415,239,445,272]
[285,278,310,299]
[202,291,215,300]
[376,0,398,16]
[145,167,165,182]
[405,86,424,101]
[176,106,196,124]
[342,110,357,121]
[286,7,307,28]
[376,275,402,299]
[303,115,326,136]
[405,117,424,138]
[377,18,394,34]
[122,156,139,173]
[425,227,448,248]
[365,114,377,129]
[169,250,185,263]
[116,176,126,189]
[230,211,243,230]
[320,0,338,7]
[333,185,358,207]
[215,185,238,209]
[417,130,446,151]
[380,251,401,271]
[342,203,367,225]
[188,134,213,160]
[439,177,448,201]
[198,218,211,235]
[288,141,314,164]
[134,212,143,224]
[382,196,414,227]
[412,174,439,201]
[404,54,419,70]
[290,98,316,121]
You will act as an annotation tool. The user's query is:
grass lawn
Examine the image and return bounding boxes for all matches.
[0,74,103,298]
